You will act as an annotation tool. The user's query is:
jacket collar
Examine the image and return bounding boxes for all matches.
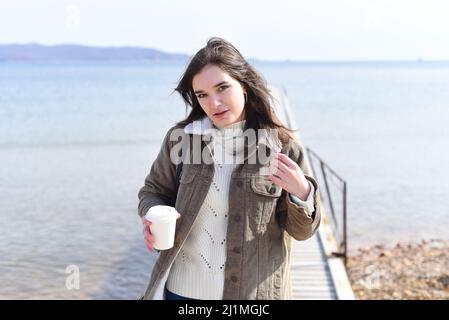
[184,116,214,135]
[183,116,283,160]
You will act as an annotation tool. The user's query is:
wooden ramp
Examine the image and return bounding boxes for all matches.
[269,86,355,300]
[290,225,355,300]
[291,235,337,300]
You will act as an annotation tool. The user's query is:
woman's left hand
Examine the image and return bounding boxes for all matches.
[268,153,311,201]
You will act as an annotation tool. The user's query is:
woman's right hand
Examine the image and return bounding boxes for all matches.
[142,217,155,252]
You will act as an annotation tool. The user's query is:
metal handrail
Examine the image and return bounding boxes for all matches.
[266,85,348,264]
[306,147,348,265]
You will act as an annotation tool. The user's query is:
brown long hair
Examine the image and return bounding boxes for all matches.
[174,37,295,145]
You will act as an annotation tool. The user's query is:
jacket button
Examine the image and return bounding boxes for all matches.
[236,180,243,187]
[231,275,238,283]
[233,246,241,254]
[234,215,241,222]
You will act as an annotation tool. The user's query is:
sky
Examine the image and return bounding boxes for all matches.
[0,0,448,61]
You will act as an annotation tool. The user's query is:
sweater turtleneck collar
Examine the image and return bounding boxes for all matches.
[209,120,247,161]
[212,119,246,137]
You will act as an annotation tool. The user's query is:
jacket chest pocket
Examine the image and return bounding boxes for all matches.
[249,175,282,225]
[175,165,199,212]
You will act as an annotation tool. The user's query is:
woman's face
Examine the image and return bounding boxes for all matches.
[192,64,246,128]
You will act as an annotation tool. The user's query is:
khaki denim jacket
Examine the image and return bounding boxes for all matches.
[138,118,321,300]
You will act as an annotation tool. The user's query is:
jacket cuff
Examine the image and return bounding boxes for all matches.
[288,180,315,217]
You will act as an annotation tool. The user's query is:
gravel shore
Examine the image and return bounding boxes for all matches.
[346,239,449,300]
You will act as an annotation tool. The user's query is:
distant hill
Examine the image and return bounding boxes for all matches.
[0,43,190,62]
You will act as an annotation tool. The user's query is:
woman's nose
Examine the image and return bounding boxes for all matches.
[210,95,222,108]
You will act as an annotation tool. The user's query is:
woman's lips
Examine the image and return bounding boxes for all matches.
[214,110,229,118]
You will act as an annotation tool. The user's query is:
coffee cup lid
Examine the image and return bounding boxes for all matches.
[145,205,179,223]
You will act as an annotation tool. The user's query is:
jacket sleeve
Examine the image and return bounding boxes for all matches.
[275,138,321,241]
[137,128,178,218]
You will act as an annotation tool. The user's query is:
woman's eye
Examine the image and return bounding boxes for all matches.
[196,86,228,99]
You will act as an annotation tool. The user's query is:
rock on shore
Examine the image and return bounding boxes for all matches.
[346,239,449,300]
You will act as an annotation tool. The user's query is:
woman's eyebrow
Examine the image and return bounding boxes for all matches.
[194,81,229,94]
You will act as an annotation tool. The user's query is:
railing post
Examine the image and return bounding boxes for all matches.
[343,181,347,267]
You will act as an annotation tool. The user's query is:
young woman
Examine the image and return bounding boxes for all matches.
[138,37,321,300]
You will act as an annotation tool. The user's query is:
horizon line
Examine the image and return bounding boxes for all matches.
[1,42,448,63]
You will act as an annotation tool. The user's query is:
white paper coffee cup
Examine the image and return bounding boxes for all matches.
[145,205,179,250]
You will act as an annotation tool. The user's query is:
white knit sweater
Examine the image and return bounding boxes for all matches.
[166,120,245,300]
[165,118,315,299]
